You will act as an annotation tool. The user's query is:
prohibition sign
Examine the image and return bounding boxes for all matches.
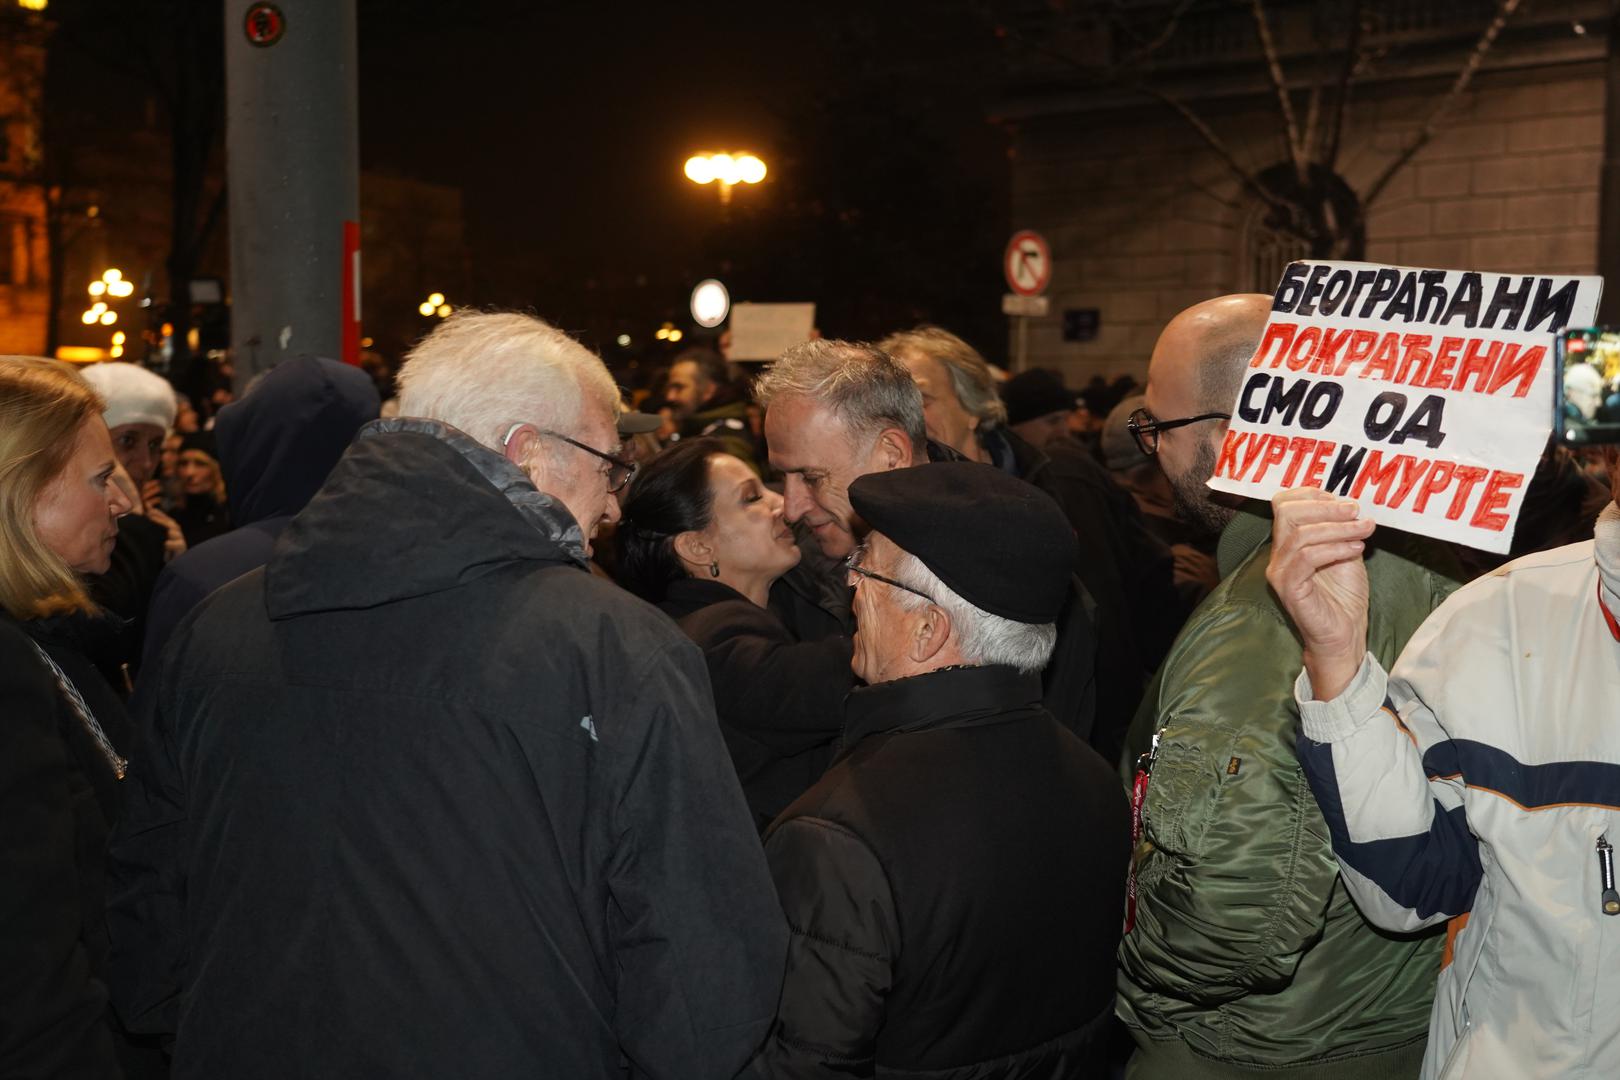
[1004,230,1052,297]
[244,3,287,48]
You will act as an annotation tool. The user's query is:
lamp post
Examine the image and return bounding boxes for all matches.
[684,151,767,207]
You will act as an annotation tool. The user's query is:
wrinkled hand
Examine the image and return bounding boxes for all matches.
[1265,488,1373,701]
[145,506,187,562]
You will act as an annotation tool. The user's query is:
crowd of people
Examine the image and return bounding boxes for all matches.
[1,294,1615,1080]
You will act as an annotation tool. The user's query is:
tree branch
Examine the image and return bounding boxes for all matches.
[1363,0,1523,207]
[1250,0,1306,183]
[1112,0,1200,68]
[1132,82,1293,219]
[1323,0,1366,169]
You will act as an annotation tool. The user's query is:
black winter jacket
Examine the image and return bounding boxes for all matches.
[0,611,129,1077]
[139,355,379,672]
[748,665,1132,1079]
[660,577,852,831]
[105,417,787,1080]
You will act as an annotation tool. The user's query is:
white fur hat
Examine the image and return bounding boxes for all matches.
[79,362,178,431]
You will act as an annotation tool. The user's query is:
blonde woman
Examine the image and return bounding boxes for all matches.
[0,356,136,1076]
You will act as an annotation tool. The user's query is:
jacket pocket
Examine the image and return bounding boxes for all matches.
[1144,728,1235,858]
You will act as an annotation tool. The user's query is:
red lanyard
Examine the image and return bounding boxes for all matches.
[1124,731,1161,935]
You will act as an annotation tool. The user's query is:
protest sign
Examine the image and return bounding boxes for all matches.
[1206,261,1602,553]
[728,302,816,361]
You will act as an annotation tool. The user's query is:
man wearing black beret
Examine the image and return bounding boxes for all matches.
[746,462,1132,1079]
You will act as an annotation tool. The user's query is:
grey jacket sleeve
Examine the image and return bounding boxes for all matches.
[606,644,788,1079]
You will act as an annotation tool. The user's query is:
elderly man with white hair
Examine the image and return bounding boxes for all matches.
[106,312,787,1080]
[747,462,1131,1080]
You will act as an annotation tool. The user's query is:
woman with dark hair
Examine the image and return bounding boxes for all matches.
[617,438,852,831]
[0,356,150,1076]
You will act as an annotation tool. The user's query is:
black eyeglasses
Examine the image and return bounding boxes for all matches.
[1126,406,1231,458]
[844,545,936,605]
[541,430,638,493]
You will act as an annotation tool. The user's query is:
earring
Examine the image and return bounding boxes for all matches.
[709,561,720,577]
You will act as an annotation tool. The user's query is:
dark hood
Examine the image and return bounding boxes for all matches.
[266,417,588,619]
[215,356,381,526]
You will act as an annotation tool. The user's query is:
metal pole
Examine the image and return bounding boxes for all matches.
[225,0,360,388]
[1015,314,1029,373]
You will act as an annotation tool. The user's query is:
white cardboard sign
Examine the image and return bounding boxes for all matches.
[728,302,816,362]
[1206,260,1602,553]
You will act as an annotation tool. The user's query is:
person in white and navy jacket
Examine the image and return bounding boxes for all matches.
[1265,446,1620,1080]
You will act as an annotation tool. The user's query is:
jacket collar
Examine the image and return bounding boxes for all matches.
[660,576,749,619]
[838,664,1045,757]
[1597,501,1620,641]
[1216,503,1272,579]
[266,417,587,619]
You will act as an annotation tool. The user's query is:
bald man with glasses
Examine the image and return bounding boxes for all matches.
[1115,295,1463,1080]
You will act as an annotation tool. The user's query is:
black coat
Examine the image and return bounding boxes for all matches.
[105,417,787,1080]
[660,577,852,832]
[749,665,1132,1079]
[0,611,129,1077]
[139,355,379,673]
[997,430,1181,766]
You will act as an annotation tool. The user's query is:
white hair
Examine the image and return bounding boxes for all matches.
[888,549,1057,674]
[396,310,618,449]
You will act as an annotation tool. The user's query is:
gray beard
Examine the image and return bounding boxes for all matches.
[1167,437,1236,540]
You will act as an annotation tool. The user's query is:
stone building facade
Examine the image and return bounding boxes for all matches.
[0,2,50,355]
[1003,0,1610,382]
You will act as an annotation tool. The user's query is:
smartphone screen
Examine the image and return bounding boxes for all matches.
[1557,327,1620,444]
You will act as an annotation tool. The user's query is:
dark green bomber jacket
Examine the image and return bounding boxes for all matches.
[1117,506,1461,1079]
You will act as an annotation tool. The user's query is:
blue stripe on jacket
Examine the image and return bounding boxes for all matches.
[1421,739,1620,810]
[1297,721,1483,922]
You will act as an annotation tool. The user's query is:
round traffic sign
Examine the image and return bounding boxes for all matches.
[1004,230,1052,297]
[244,3,286,47]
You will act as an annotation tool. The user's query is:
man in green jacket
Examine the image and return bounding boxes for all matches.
[1117,294,1459,1079]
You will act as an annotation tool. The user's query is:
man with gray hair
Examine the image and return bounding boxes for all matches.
[107,311,787,1080]
[748,462,1130,1078]
[883,325,1185,762]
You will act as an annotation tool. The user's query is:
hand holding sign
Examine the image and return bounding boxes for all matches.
[1208,260,1603,553]
[1265,488,1375,701]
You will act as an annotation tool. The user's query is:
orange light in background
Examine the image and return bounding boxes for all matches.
[55,346,108,363]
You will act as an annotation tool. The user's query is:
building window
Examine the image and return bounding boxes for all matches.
[1240,201,1311,295]
[0,218,15,285]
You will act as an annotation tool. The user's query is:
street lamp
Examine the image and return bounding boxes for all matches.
[418,291,451,318]
[684,151,767,206]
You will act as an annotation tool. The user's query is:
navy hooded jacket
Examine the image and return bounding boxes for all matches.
[140,357,379,671]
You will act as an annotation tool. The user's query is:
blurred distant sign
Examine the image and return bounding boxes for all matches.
[244,3,286,47]
[729,302,816,362]
[1002,294,1050,317]
[1004,230,1051,297]
[1063,308,1100,341]
[243,2,285,46]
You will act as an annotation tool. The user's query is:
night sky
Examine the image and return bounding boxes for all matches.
[354,0,1014,367]
[32,0,1015,371]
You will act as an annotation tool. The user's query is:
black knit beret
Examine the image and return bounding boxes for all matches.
[849,462,1077,624]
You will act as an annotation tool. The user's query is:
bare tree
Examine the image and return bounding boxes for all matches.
[998,0,1524,259]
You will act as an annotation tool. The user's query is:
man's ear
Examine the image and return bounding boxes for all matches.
[503,425,548,485]
[872,427,915,471]
[672,530,714,570]
[909,603,952,664]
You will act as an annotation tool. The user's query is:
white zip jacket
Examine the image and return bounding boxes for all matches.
[1292,514,1620,1080]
